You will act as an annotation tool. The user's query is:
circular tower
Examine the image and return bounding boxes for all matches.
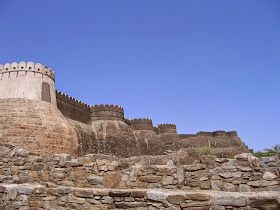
[131,118,164,155]
[0,62,56,105]
[0,62,78,156]
[90,104,138,157]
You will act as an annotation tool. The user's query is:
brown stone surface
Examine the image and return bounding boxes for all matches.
[0,98,78,156]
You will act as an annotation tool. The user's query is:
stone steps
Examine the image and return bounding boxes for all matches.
[1,183,280,209]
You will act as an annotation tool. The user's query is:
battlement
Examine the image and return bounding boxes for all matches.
[0,62,55,80]
[158,124,177,134]
[179,131,239,139]
[158,124,177,130]
[131,118,153,125]
[91,104,125,121]
[131,118,154,130]
[56,90,91,111]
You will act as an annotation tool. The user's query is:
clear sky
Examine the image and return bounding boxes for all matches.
[1,1,279,152]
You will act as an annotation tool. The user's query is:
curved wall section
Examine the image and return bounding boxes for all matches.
[0,62,56,105]
[0,98,78,156]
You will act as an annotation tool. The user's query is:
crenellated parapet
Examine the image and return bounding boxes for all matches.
[56,91,90,111]
[0,62,55,80]
[91,104,124,121]
[0,61,56,105]
[158,124,177,134]
[131,118,154,130]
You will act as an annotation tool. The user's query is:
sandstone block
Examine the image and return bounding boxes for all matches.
[184,163,206,171]
[15,148,29,157]
[88,175,103,185]
[263,171,278,180]
[239,184,251,192]
[147,189,167,202]
[162,176,174,185]
[185,193,212,201]
[177,167,184,185]
[67,195,86,204]
[215,195,247,207]
[109,190,131,197]
[139,175,161,183]
[247,180,279,187]
[167,194,186,204]
[74,189,94,198]
[103,172,122,188]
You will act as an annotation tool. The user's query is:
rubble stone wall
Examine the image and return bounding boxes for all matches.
[1,184,280,209]
[0,144,279,192]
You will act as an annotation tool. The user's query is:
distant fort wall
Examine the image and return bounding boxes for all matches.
[91,104,125,121]
[131,118,154,130]
[0,61,251,157]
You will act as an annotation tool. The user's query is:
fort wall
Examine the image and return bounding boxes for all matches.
[0,62,56,105]
[56,91,91,125]
[131,118,154,130]
[91,104,124,121]
[0,99,78,156]
[179,131,248,150]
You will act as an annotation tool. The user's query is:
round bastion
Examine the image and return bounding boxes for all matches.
[0,62,78,156]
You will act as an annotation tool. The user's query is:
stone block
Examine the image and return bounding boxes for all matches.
[215,195,247,207]
[103,172,122,188]
[167,194,186,204]
[184,163,206,171]
[88,175,103,185]
[139,175,161,183]
[74,189,94,198]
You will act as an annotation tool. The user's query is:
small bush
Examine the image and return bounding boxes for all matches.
[199,145,216,155]
[254,144,280,157]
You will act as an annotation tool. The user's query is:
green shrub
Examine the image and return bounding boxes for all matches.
[199,145,216,155]
[254,144,280,157]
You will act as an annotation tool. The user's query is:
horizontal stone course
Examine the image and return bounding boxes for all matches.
[1,184,280,209]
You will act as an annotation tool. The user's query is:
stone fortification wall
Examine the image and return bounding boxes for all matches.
[158,124,181,152]
[131,118,153,130]
[0,99,78,157]
[131,118,164,156]
[91,104,124,121]
[179,131,249,150]
[0,62,56,105]
[1,144,278,192]
[56,91,91,125]
[0,144,280,209]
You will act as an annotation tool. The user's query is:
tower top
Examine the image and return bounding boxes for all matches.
[0,61,55,81]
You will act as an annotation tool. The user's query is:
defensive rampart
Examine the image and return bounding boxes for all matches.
[91,104,125,121]
[56,91,91,125]
[179,131,248,150]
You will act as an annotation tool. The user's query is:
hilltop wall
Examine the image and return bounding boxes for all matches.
[179,131,248,149]
[0,99,78,157]
[56,91,91,125]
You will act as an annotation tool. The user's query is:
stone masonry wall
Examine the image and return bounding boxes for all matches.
[0,99,78,157]
[1,144,280,209]
[1,184,280,209]
[0,144,279,192]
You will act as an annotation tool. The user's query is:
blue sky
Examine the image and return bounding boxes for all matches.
[1,1,279,152]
